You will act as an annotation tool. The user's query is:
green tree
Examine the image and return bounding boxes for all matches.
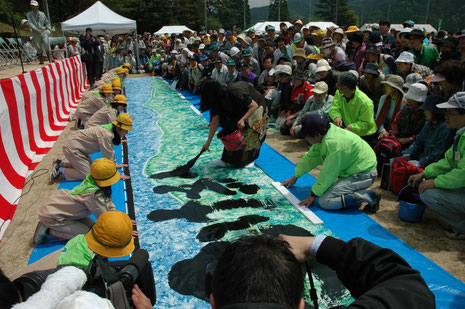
[315,0,358,26]
[268,0,290,21]
[207,0,250,30]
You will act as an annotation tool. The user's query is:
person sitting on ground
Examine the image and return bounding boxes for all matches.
[224,59,238,86]
[395,51,432,80]
[290,81,333,137]
[388,83,427,149]
[391,28,412,59]
[407,29,439,69]
[237,65,258,86]
[283,114,381,211]
[332,28,346,50]
[210,234,435,309]
[437,37,462,66]
[35,158,122,244]
[50,113,132,183]
[408,92,465,240]
[359,62,385,110]
[376,75,406,140]
[364,44,396,75]
[241,48,260,75]
[329,72,377,139]
[187,55,202,94]
[314,59,338,95]
[402,95,454,168]
[292,48,310,72]
[85,94,127,129]
[321,37,347,66]
[211,59,228,85]
[274,36,293,65]
[280,69,314,135]
[125,50,137,74]
[347,31,366,70]
[74,84,114,128]
[430,60,465,100]
[257,56,274,85]
[200,80,268,168]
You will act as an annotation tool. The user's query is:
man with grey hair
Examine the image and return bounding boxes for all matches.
[27,0,52,64]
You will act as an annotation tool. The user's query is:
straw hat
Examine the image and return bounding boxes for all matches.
[85,211,134,257]
[113,113,133,131]
[90,158,121,187]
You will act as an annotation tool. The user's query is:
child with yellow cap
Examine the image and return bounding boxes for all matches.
[51,113,133,183]
[35,159,122,244]
[85,94,127,128]
[75,83,114,128]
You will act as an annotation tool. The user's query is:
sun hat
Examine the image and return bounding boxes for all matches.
[112,113,133,131]
[90,158,121,187]
[265,25,275,31]
[306,53,325,61]
[226,58,236,66]
[381,74,405,94]
[405,83,428,102]
[437,92,465,109]
[242,48,252,57]
[364,44,380,55]
[332,28,344,38]
[123,62,131,68]
[399,28,412,36]
[312,29,326,38]
[362,62,380,76]
[293,48,306,59]
[274,64,292,76]
[30,0,39,6]
[112,94,127,105]
[419,94,445,114]
[395,51,415,63]
[430,74,446,83]
[219,28,225,34]
[101,84,113,94]
[21,19,28,26]
[321,37,335,49]
[237,33,247,41]
[86,211,134,258]
[295,19,304,26]
[312,81,329,94]
[345,25,359,33]
[315,59,332,73]
[244,37,253,46]
[268,68,276,76]
[230,47,240,57]
[404,73,423,88]
[406,29,425,39]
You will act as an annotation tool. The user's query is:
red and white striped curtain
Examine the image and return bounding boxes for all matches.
[0,56,86,240]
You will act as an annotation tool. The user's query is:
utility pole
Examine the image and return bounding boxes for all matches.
[387,0,391,21]
[278,0,281,21]
[361,0,365,26]
[244,0,246,30]
[335,0,338,24]
[205,0,207,32]
[309,0,312,22]
[425,0,431,23]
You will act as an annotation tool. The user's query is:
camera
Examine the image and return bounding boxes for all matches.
[13,249,156,308]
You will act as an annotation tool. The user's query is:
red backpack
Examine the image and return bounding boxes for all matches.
[390,158,423,195]
[373,136,402,174]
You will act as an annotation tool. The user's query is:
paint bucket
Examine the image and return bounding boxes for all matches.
[397,184,426,222]
[218,129,244,151]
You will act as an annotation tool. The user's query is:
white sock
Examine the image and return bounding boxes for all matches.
[244,161,255,168]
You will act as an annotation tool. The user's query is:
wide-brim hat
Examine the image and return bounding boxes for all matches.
[315,59,331,73]
[381,74,405,94]
[332,28,344,37]
[437,92,465,109]
[345,25,359,33]
[291,69,306,80]
[293,48,306,59]
[91,158,121,187]
[404,83,428,102]
[86,211,135,258]
[362,63,380,76]
[430,74,446,83]
[321,38,335,49]
[406,29,425,39]
[419,94,445,114]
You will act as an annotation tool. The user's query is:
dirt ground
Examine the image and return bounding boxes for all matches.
[0,74,464,287]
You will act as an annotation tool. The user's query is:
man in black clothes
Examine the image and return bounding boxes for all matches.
[210,234,435,309]
[95,37,105,81]
[80,27,99,87]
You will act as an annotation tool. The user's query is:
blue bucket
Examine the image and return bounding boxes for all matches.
[397,184,426,222]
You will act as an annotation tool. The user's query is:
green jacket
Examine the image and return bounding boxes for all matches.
[57,234,94,268]
[424,127,465,189]
[294,124,377,196]
[409,44,439,69]
[329,87,377,136]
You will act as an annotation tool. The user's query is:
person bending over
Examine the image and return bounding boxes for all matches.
[283,114,380,211]
[210,234,435,309]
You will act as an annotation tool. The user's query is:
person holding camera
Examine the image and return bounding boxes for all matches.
[210,234,435,309]
[80,27,99,87]
[34,158,123,244]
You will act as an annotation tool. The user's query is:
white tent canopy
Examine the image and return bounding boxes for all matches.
[304,21,339,31]
[61,1,137,35]
[155,25,195,35]
[247,21,293,33]
[361,23,437,34]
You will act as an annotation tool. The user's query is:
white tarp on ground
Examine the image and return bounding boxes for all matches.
[304,21,339,31]
[247,21,293,33]
[61,1,136,35]
[155,26,195,35]
[361,23,437,34]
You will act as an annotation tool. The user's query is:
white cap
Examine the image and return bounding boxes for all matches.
[30,0,39,6]
[21,19,28,25]
[396,51,415,63]
[437,92,465,109]
[219,28,225,34]
[199,43,205,49]
[268,68,276,76]
[404,83,428,102]
[315,59,332,73]
[230,47,240,57]
[274,64,292,75]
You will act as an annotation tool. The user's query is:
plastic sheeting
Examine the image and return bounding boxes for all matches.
[154,25,195,35]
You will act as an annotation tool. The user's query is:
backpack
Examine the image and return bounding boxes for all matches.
[373,136,402,174]
[390,158,423,195]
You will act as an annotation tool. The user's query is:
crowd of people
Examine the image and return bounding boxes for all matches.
[5,2,464,308]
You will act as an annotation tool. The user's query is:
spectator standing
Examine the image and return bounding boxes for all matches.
[407,29,440,69]
[379,20,394,47]
[80,27,99,87]
[27,0,52,64]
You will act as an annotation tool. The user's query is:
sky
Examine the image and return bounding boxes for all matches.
[249,0,270,8]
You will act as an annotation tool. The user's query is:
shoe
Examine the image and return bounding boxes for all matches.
[209,159,228,167]
[244,161,255,168]
[33,222,48,245]
[444,228,465,240]
[49,160,62,184]
[363,189,382,213]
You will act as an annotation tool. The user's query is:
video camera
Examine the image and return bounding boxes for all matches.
[13,249,156,309]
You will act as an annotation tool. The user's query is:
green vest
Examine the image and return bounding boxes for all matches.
[69,174,99,195]
[58,234,94,268]
[93,92,103,97]
[101,123,113,132]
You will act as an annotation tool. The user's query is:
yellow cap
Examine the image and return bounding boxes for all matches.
[113,113,133,131]
[307,53,325,60]
[85,211,135,258]
[123,62,131,68]
[116,67,126,75]
[112,78,122,90]
[124,68,129,75]
[311,29,326,38]
[101,84,113,94]
[112,94,127,105]
[345,25,359,33]
[90,158,121,187]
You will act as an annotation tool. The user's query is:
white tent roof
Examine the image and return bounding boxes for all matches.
[155,25,195,35]
[361,23,437,34]
[61,1,136,35]
[247,21,293,33]
[304,21,339,31]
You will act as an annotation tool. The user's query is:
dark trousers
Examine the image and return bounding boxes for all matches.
[96,61,104,80]
[84,58,95,86]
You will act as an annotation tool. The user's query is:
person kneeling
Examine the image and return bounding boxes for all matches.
[283,114,381,211]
